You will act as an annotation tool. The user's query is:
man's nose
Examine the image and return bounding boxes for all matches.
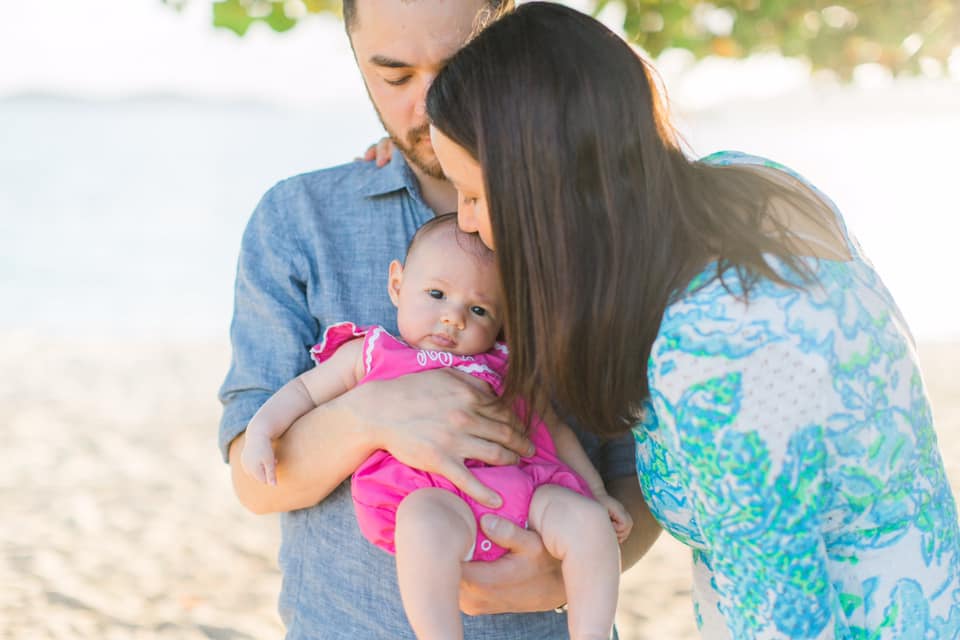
[413,73,436,118]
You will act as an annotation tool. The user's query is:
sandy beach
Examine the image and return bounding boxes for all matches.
[1,332,957,639]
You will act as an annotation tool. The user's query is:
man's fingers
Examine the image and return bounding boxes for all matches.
[450,413,532,461]
[461,552,509,587]
[464,437,521,467]
[479,513,537,552]
[444,366,498,392]
[469,416,534,458]
[442,462,502,509]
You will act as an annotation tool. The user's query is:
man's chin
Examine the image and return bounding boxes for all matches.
[417,161,445,181]
[408,153,445,180]
[396,140,445,180]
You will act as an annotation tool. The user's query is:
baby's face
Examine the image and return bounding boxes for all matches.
[390,228,503,356]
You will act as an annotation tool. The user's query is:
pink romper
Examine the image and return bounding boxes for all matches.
[310,322,594,561]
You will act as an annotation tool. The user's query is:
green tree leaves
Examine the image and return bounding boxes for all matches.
[209,0,338,36]
[603,0,959,78]
[180,0,959,77]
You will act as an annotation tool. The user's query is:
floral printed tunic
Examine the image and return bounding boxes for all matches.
[633,151,960,639]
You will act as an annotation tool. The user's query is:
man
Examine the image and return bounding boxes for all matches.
[218,1,660,637]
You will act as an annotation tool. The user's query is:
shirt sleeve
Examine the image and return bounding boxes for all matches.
[649,329,851,639]
[217,182,318,462]
[561,416,636,485]
[595,431,638,483]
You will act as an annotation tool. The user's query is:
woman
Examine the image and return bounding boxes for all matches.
[426,2,960,638]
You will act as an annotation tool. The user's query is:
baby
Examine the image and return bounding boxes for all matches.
[241,213,631,640]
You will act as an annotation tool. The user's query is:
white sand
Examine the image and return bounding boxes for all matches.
[1,333,956,639]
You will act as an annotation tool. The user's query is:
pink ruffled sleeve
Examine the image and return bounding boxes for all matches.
[309,321,370,365]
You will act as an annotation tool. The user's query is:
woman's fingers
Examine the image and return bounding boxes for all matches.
[375,137,393,166]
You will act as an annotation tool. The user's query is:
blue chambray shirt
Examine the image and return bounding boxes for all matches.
[218,151,634,639]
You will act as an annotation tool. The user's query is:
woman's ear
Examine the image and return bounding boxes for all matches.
[387,260,403,307]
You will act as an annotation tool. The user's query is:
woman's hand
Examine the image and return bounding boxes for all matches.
[459,514,566,614]
[353,368,533,508]
[358,137,394,167]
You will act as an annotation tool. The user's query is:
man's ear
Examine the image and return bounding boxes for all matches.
[387,260,403,307]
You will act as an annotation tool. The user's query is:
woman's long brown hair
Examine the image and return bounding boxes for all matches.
[427,2,834,437]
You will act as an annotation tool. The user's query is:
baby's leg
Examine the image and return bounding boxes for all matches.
[528,484,621,640]
[394,488,477,640]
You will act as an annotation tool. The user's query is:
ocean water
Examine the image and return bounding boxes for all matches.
[1,87,958,341]
[0,96,382,339]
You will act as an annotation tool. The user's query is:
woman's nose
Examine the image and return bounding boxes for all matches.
[457,206,477,234]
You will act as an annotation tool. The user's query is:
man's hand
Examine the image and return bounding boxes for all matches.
[357,368,534,509]
[459,514,566,615]
[457,476,661,615]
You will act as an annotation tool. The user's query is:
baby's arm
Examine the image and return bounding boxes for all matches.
[548,418,634,543]
[242,338,366,485]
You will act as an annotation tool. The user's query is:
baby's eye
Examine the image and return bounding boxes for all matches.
[428,289,444,299]
[470,306,487,317]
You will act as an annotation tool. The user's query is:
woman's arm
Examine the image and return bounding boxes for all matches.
[649,324,848,637]
[670,406,844,638]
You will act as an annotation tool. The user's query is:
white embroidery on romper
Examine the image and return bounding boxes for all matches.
[365,327,383,375]
[416,349,454,367]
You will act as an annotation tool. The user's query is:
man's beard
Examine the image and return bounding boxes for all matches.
[385,120,446,180]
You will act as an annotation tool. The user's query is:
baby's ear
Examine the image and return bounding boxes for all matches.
[387,260,403,307]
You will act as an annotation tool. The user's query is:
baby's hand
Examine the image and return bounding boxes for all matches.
[241,436,278,486]
[597,494,633,543]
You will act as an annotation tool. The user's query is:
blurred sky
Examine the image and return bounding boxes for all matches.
[0,0,365,107]
[0,0,888,109]
[1,0,959,341]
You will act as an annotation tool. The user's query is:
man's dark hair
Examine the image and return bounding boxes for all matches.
[343,0,514,34]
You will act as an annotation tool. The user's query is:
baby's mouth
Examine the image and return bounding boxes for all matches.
[430,333,457,348]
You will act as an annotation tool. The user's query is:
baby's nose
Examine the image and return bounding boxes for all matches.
[442,310,465,329]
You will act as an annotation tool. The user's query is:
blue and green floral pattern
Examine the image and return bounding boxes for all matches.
[633,151,960,639]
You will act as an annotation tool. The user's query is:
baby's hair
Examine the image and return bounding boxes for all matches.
[405,212,494,265]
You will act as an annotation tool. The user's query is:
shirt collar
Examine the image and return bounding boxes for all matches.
[357,150,422,199]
